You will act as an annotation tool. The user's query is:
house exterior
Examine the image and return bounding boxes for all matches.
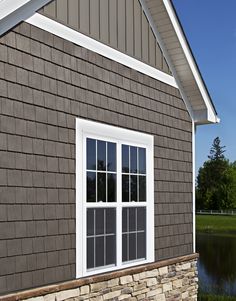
[0,0,218,300]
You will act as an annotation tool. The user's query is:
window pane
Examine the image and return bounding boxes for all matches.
[87,138,96,170]
[97,173,106,202]
[97,140,106,171]
[137,207,146,231]
[122,145,129,173]
[87,172,96,202]
[95,236,104,267]
[108,174,116,202]
[129,233,136,261]
[139,176,146,202]
[87,238,94,269]
[138,148,146,174]
[131,175,137,202]
[122,234,128,262]
[130,146,137,173]
[122,208,128,232]
[122,175,129,202]
[137,232,146,259]
[87,209,94,236]
[107,142,116,172]
[122,207,146,263]
[106,208,116,234]
[87,208,116,270]
[95,209,104,235]
[106,235,116,265]
[129,208,136,232]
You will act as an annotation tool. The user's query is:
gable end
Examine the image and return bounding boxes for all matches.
[39,0,172,75]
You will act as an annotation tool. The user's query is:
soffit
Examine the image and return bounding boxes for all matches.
[145,0,219,125]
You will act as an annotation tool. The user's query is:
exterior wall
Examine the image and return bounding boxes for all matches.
[0,21,192,295]
[0,255,198,301]
[39,0,171,74]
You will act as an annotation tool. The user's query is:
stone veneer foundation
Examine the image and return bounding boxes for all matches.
[0,254,198,301]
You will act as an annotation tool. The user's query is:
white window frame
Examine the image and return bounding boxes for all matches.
[76,118,154,278]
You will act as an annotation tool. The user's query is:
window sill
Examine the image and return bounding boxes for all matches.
[83,257,149,277]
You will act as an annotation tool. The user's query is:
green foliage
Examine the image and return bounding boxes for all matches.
[196,137,236,210]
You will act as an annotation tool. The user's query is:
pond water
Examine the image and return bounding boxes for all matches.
[197,232,236,296]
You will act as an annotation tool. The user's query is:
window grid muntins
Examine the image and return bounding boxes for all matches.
[86,138,117,203]
[122,145,146,203]
[87,208,116,269]
[122,207,146,262]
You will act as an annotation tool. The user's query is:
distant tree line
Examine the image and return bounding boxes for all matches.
[196,137,236,210]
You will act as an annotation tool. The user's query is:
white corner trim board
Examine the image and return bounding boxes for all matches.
[192,121,196,253]
[26,13,178,89]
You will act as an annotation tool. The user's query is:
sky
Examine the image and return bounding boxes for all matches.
[172,0,236,174]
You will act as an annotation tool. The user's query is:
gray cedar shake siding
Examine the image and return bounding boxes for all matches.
[0,21,192,294]
[39,0,171,75]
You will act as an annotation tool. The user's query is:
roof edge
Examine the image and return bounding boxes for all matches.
[0,0,51,36]
[139,0,195,122]
[163,0,219,125]
[193,109,220,125]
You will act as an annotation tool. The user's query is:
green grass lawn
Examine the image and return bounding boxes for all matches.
[196,214,236,233]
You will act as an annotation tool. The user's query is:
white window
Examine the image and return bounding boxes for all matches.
[76,118,154,277]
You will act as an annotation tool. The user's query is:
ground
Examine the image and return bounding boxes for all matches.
[196,214,236,234]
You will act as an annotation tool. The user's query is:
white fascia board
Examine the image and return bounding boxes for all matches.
[26,13,178,89]
[162,0,219,124]
[0,0,50,36]
[0,0,32,20]
[139,0,194,121]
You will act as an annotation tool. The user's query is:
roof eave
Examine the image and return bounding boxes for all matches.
[0,0,51,36]
[144,0,219,126]
[193,108,220,125]
[163,0,219,125]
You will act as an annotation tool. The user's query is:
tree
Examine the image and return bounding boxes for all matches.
[208,136,226,160]
[196,137,236,210]
[229,162,236,208]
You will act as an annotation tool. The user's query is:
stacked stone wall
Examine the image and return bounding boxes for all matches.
[0,256,198,301]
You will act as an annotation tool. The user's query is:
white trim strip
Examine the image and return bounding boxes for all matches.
[26,13,178,88]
